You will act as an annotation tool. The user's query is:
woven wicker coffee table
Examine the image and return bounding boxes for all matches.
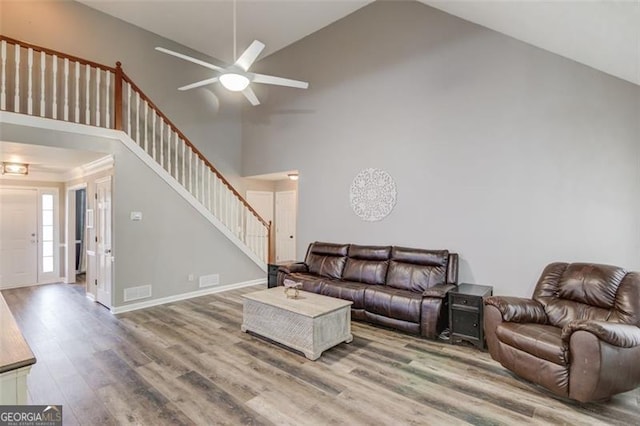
[241,287,353,360]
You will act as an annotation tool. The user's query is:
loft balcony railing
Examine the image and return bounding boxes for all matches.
[0,35,272,264]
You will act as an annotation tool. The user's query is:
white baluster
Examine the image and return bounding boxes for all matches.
[105,70,111,127]
[52,55,58,119]
[63,58,69,121]
[159,120,164,167]
[195,154,199,199]
[188,149,193,193]
[182,143,186,186]
[143,102,148,152]
[85,65,90,124]
[174,133,179,178]
[200,160,205,202]
[207,170,212,212]
[39,51,45,116]
[74,61,80,122]
[27,48,33,114]
[225,189,231,229]
[167,128,172,174]
[126,82,131,136]
[135,91,140,143]
[14,44,20,112]
[151,112,156,160]
[95,68,101,126]
[1,40,6,110]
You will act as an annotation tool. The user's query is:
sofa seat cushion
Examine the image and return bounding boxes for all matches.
[496,323,567,366]
[321,280,368,309]
[364,286,422,324]
[285,273,326,293]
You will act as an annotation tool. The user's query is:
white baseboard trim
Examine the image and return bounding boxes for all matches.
[86,292,96,302]
[110,278,266,314]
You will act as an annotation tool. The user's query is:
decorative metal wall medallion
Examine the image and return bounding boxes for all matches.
[350,168,397,221]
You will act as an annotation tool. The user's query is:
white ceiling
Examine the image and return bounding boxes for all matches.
[0,141,108,174]
[77,0,639,86]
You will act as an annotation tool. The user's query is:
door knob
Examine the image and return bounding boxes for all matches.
[31,233,36,237]
[289,235,294,239]
[105,249,112,254]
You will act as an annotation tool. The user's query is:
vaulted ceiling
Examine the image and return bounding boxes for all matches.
[77,0,639,86]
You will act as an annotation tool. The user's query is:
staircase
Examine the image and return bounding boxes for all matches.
[0,35,272,268]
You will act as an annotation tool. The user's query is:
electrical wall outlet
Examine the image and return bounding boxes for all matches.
[188,274,195,282]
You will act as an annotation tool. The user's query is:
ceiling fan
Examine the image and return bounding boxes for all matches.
[155,41,308,106]
[155,0,308,106]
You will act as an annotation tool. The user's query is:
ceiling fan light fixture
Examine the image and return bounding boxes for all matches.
[219,73,250,92]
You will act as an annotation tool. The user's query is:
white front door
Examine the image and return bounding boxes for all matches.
[275,190,297,262]
[95,177,112,308]
[0,189,38,288]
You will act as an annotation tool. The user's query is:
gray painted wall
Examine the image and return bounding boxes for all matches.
[1,120,264,307]
[1,0,247,189]
[242,2,640,296]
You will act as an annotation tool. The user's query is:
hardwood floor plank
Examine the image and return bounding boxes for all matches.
[3,283,638,426]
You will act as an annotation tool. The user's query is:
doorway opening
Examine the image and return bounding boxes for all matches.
[245,170,299,263]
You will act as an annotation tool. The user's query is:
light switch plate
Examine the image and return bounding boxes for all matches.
[130,211,143,221]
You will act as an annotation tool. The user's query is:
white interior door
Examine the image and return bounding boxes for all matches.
[0,189,38,289]
[246,191,274,224]
[275,190,297,262]
[96,177,112,308]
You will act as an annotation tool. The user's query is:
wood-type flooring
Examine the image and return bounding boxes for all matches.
[2,283,638,425]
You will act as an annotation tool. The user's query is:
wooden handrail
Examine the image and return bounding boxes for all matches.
[121,71,269,227]
[0,35,115,73]
[1,34,272,257]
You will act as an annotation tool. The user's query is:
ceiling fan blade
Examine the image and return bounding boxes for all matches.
[155,47,224,72]
[242,87,260,106]
[178,77,219,91]
[252,73,309,89]
[234,40,266,71]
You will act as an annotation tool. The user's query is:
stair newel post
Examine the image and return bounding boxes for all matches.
[114,61,123,130]
[268,220,275,264]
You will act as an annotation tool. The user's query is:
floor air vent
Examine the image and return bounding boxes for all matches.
[199,273,220,288]
[124,285,152,302]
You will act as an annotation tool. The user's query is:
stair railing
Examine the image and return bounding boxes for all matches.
[0,35,272,264]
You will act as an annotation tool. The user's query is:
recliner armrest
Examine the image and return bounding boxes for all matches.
[562,320,640,348]
[278,262,308,274]
[484,296,548,324]
[422,283,456,298]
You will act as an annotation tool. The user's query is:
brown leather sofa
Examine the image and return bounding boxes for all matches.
[484,262,640,402]
[277,242,458,339]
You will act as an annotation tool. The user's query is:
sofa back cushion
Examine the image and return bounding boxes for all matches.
[305,242,349,279]
[533,262,639,327]
[342,245,391,285]
[386,247,449,292]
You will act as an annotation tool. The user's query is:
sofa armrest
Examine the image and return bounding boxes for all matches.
[484,296,547,324]
[562,320,640,348]
[278,262,308,274]
[422,284,456,298]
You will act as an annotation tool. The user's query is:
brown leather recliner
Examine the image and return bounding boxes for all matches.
[484,262,640,402]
